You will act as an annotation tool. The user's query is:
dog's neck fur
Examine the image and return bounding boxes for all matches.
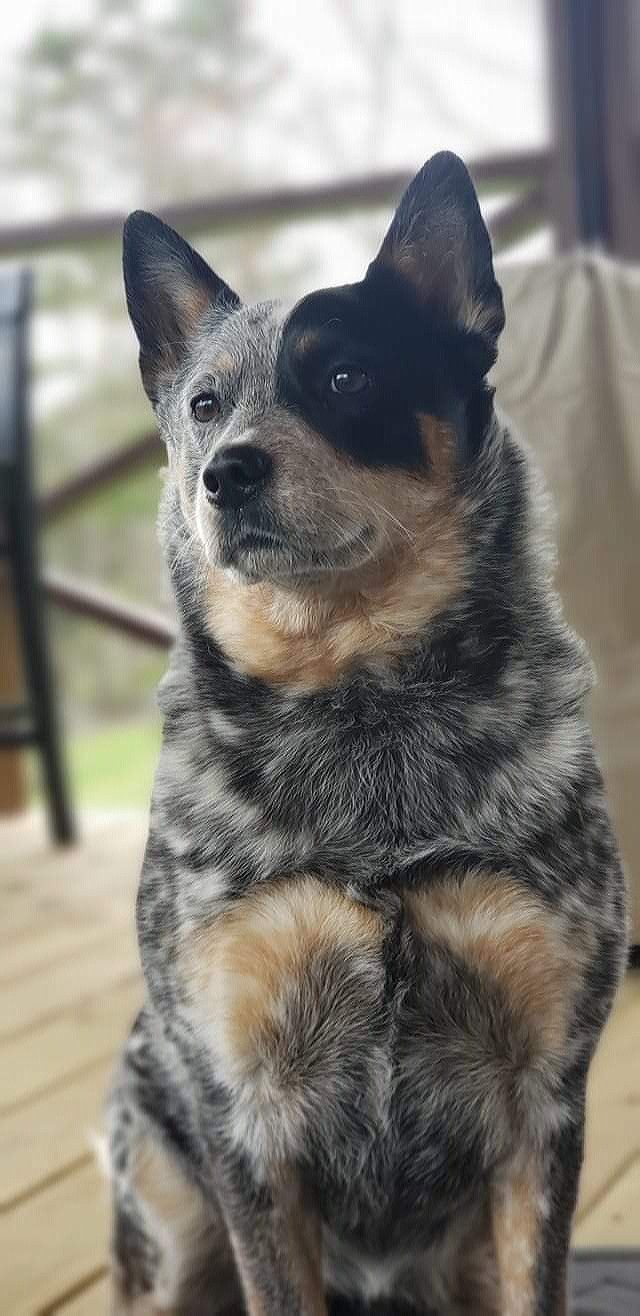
[161,413,591,732]
[201,515,465,690]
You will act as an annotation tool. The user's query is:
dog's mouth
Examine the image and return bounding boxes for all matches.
[216,514,376,581]
[234,529,285,554]
[219,521,287,569]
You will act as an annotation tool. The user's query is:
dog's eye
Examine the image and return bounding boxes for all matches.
[329,367,370,395]
[191,392,221,423]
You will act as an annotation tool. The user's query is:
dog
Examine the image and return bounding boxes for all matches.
[107,152,627,1314]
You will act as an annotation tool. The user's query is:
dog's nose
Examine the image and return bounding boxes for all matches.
[202,444,272,508]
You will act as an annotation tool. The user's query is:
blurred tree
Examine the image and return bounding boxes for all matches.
[4,1,289,730]
[10,0,282,212]
[4,0,406,736]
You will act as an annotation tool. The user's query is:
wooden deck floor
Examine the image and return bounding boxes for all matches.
[1,810,639,1314]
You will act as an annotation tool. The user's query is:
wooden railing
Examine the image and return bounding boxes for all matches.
[10,1,640,657]
[0,149,548,257]
[4,0,638,821]
[9,149,551,650]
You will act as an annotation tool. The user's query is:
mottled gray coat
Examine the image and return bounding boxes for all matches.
[107,153,626,1316]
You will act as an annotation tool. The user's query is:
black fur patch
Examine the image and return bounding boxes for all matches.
[276,267,495,469]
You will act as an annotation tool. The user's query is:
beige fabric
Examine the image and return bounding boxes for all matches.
[493,253,640,939]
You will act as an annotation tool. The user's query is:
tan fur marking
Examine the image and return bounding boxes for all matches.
[291,328,323,359]
[205,419,464,689]
[111,1133,234,1316]
[183,878,383,1077]
[491,1158,544,1316]
[177,282,211,331]
[418,413,457,482]
[230,1184,327,1316]
[282,1186,327,1316]
[406,874,585,1055]
[130,1132,205,1232]
[447,1205,501,1315]
[232,1260,268,1316]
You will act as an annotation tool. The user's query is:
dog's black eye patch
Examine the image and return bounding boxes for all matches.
[276,280,478,469]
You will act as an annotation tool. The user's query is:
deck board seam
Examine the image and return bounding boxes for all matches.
[575,1148,640,1226]
[0,1049,121,1119]
[38,1264,109,1316]
[0,1150,95,1215]
[0,924,132,988]
[0,968,140,1045]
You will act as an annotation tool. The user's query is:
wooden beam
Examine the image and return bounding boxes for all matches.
[488,183,548,253]
[545,0,605,247]
[0,151,550,257]
[42,568,176,649]
[39,431,161,526]
[545,0,640,256]
[601,1,640,259]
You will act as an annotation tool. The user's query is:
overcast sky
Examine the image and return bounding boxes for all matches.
[2,0,549,209]
[2,4,551,423]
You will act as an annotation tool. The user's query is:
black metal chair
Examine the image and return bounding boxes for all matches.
[0,268,74,843]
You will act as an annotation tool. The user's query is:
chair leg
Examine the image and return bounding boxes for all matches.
[10,519,74,845]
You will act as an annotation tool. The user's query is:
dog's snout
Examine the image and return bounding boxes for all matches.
[202,444,272,508]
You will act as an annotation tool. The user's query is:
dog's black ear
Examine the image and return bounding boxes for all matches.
[366,151,504,360]
[123,211,240,403]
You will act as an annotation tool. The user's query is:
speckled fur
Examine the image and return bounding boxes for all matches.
[107,154,627,1315]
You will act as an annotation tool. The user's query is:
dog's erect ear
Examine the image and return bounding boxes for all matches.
[366,151,504,358]
[123,211,240,403]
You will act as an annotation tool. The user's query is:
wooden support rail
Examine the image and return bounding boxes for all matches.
[42,568,176,649]
[489,183,548,252]
[39,432,161,526]
[0,150,550,257]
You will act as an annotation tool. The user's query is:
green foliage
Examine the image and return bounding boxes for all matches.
[10,0,282,210]
[31,713,163,808]
[68,715,162,807]
[8,0,393,741]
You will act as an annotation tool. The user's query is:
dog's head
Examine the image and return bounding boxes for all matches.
[124,153,504,682]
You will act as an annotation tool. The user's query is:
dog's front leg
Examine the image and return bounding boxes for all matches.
[491,1111,585,1316]
[218,1157,327,1316]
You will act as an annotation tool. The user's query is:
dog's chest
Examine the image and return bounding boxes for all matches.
[179,870,576,1241]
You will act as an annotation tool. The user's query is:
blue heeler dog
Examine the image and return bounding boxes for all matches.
[106,152,627,1314]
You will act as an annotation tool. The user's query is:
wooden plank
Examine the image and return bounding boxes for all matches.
[39,432,160,526]
[0,810,145,895]
[489,184,548,255]
[0,931,139,1042]
[0,884,133,945]
[0,807,147,875]
[42,568,175,650]
[545,0,640,257]
[578,979,640,1218]
[602,0,640,258]
[0,919,130,986]
[0,1059,113,1210]
[54,1275,110,1315]
[0,813,144,922]
[0,150,549,257]
[574,1152,640,1247]
[0,977,141,1111]
[0,1160,110,1316]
